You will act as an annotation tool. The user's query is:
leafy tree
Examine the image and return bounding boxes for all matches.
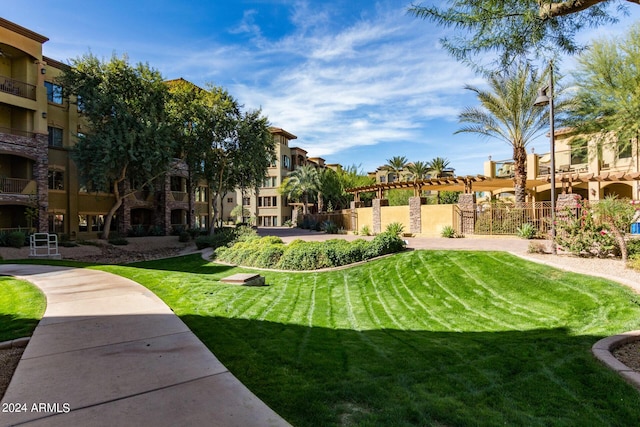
[168,82,274,234]
[235,109,276,224]
[456,64,549,203]
[279,165,321,214]
[58,54,174,239]
[317,168,344,212]
[428,157,452,178]
[568,23,640,155]
[593,195,637,261]
[382,156,409,182]
[388,189,413,206]
[408,0,636,69]
[336,164,376,206]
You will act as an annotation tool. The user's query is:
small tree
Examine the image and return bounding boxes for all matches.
[593,196,637,262]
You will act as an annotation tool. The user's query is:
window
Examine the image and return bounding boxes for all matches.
[270,159,277,168]
[196,186,208,202]
[226,197,233,203]
[283,155,290,169]
[570,141,588,165]
[48,127,63,147]
[379,176,386,183]
[48,214,64,233]
[242,197,251,206]
[78,214,104,232]
[45,81,63,104]
[48,170,64,190]
[618,142,632,159]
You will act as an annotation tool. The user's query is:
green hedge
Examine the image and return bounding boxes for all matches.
[214,232,405,270]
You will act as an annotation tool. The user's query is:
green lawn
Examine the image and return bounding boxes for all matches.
[0,277,46,342]
[90,251,640,426]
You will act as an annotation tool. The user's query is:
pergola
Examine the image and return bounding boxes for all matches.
[346,172,640,202]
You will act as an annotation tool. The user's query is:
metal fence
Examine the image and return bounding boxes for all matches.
[457,202,555,236]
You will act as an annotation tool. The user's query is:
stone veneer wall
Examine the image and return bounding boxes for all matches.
[409,197,422,234]
[0,133,49,232]
[457,193,476,235]
[372,199,382,234]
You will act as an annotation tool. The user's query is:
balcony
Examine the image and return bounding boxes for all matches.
[170,191,189,202]
[0,177,36,194]
[0,126,36,139]
[0,75,36,100]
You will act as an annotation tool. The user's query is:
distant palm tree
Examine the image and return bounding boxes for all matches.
[456,64,548,203]
[406,161,430,182]
[382,155,408,182]
[427,157,451,179]
[279,165,320,214]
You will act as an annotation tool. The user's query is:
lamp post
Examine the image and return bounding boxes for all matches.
[534,61,557,255]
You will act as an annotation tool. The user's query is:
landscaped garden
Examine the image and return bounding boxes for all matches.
[3,246,640,425]
[80,251,640,426]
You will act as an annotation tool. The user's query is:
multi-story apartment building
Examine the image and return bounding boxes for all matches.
[483,129,640,202]
[236,127,327,227]
[0,18,328,237]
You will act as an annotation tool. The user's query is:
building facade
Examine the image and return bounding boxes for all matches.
[0,18,330,238]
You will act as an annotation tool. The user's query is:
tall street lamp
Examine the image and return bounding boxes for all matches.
[534,61,557,255]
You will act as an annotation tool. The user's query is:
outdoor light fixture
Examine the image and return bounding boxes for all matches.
[41,112,47,118]
[40,67,46,74]
[534,61,557,255]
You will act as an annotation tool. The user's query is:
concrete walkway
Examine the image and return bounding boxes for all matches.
[0,264,290,427]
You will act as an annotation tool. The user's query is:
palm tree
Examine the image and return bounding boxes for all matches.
[456,64,549,203]
[406,161,431,182]
[427,157,451,179]
[382,155,408,182]
[279,165,320,214]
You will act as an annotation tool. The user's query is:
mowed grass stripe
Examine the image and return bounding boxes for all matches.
[93,252,640,427]
[446,253,559,327]
[418,251,512,330]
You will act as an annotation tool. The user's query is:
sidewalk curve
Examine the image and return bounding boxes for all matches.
[0,264,290,427]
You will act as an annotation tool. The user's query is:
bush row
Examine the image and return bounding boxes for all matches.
[214,231,406,270]
[195,226,258,250]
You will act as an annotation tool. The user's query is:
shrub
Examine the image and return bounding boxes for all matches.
[627,239,640,257]
[195,227,240,250]
[128,224,147,237]
[283,219,293,228]
[628,253,640,271]
[441,226,456,238]
[360,225,371,236]
[516,223,537,239]
[0,230,8,247]
[7,231,25,248]
[555,202,617,257]
[178,231,190,242]
[385,222,405,237]
[365,232,406,258]
[148,225,164,236]
[109,236,129,245]
[321,220,339,234]
[215,234,405,271]
[527,241,548,254]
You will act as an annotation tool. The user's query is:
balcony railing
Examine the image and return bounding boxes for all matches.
[171,191,188,202]
[0,75,36,100]
[0,126,36,138]
[0,177,33,194]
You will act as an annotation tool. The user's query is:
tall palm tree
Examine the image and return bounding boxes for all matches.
[427,157,451,179]
[456,64,549,203]
[382,155,409,182]
[406,160,431,182]
[279,165,320,214]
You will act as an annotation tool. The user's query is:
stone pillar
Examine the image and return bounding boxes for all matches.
[409,196,422,234]
[35,135,49,232]
[372,198,382,234]
[458,193,476,235]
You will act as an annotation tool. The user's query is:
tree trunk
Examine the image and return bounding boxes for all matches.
[317,191,324,213]
[102,167,127,240]
[513,145,528,205]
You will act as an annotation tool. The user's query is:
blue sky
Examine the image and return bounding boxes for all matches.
[4,1,640,175]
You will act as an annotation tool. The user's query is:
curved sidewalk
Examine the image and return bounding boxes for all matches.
[0,264,290,427]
